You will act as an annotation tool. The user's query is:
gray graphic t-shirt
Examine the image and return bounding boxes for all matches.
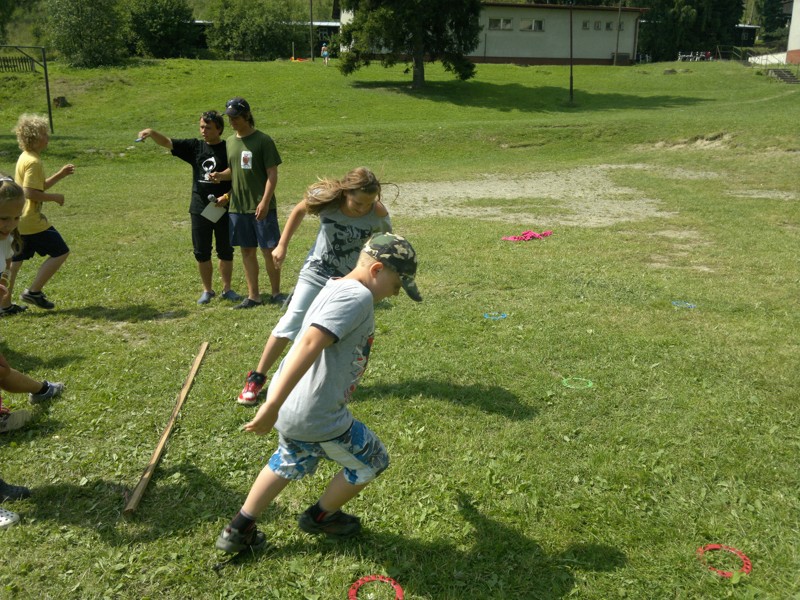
[300,204,392,285]
[272,278,375,442]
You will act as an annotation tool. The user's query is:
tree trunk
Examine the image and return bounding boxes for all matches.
[412,40,425,88]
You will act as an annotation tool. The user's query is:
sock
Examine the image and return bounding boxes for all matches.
[230,509,256,532]
[36,382,50,396]
[248,372,266,385]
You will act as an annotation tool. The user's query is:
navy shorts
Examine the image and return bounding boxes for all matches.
[229,210,281,249]
[13,227,70,261]
[268,420,389,485]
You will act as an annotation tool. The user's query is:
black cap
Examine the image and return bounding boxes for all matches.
[225,97,250,117]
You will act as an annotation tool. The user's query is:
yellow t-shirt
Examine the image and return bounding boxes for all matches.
[15,150,50,235]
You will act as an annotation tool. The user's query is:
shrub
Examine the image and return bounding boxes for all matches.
[125,0,197,58]
[45,0,127,67]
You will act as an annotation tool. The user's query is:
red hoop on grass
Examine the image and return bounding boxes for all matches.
[696,544,752,578]
[348,575,404,599]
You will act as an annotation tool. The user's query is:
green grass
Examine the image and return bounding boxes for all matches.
[0,58,798,599]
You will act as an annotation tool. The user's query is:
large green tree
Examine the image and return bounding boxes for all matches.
[636,0,744,61]
[207,0,305,60]
[45,0,127,67]
[125,0,196,58]
[338,0,482,89]
[0,0,16,43]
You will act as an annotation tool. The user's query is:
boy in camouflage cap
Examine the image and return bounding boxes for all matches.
[217,233,421,553]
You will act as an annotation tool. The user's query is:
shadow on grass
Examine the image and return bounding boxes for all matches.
[359,379,537,421]
[25,463,242,545]
[55,304,189,322]
[351,80,708,113]
[0,343,79,372]
[294,491,626,599]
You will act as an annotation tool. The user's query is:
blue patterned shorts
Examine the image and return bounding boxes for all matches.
[268,420,389,485]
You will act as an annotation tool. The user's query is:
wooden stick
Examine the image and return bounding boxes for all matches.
[123,342,209,516]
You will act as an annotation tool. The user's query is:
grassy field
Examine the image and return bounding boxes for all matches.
[0,58,798,599]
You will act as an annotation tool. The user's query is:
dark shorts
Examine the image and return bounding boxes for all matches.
[190,213,234,262]
[13,227,70,261]
[229,210,281,250]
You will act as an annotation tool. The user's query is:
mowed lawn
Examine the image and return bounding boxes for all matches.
[0,57,798,599]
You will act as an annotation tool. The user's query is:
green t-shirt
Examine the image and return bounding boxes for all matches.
[226,130,282,214]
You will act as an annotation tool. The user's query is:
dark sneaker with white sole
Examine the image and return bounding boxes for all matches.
[0,479,31,502]
[298,509,362,538]
[215,525,267,553]
[21,289,55,309]
[0,304,27,317]
[29,381,64,405]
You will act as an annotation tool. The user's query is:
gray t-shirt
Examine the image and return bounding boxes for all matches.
[300,204,392,285]
[272,278,375,442]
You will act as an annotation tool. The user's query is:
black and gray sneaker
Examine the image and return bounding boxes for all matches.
[29,381,64,405]
[298,508,362,538]
[21,289,55,310]
[0,478,31,502]
[215,525,267,553]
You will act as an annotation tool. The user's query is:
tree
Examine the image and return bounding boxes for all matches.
[0,0,16,43]
[761,0,788,33]
[338,0,483,89]
[636,0,744,61]
[207,0,304,61]
[45,0,127,67]
[125,0,196,58]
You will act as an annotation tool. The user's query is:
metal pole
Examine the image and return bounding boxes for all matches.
[614,1,622,65]
[42,47,54,133]
[309,0,314,61]
[569,4,574,103]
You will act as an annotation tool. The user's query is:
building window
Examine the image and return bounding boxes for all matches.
[488,18,513,31]
[520,18,544,32]
[582,20,590,30]
[594,21,601,31]
[606,21,614,31]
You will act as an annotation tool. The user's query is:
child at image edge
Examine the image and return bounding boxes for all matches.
[0,175,64,528]
[236,166,391,406]
[1,114,74,315]
[216,233,421,553]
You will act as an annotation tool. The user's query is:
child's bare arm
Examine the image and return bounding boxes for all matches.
[23,187,65,206]
[272,200,308,268]
[44,164,75,190]
[243,326,336,435]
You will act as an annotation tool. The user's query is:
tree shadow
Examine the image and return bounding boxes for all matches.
[358,379,538,421]
[298,491,626,599]
[24,463,244,546]
[351,80,708,113]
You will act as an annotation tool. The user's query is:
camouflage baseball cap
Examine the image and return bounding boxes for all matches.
[363,233,422,302]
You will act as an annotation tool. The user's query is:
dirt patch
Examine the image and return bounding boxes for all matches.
[389,164,680,227]
[730,189,798,201]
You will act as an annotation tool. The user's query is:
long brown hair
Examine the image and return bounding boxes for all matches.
[304,167,381,216]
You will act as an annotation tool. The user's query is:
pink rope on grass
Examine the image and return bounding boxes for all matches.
[502,230,553,241]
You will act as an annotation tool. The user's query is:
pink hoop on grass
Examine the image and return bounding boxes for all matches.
[348,574,404,599]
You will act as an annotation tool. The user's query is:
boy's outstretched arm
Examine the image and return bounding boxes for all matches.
[243,325,335,435]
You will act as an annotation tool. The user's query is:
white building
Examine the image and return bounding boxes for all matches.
[341,3,647,66]
[472,3,647,66]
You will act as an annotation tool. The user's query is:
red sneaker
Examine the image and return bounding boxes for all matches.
[237,371,264,406]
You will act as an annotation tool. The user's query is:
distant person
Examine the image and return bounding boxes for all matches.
[216,233,421,554]
[321,42,330,66]
[210,97,286,309]
[236,167,391,406]
[3,114,73,314]
[137,111,243,305]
